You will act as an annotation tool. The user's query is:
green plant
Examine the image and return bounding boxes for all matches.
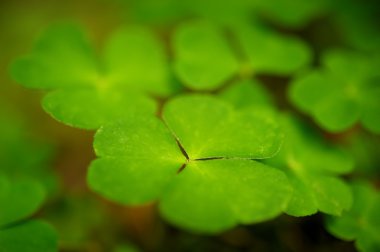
[11,24,174,129]
[327,181,380,251]
[88,95,290,232]
[0,113,58,252]
[6,0,380,251]
[289,50,380,133]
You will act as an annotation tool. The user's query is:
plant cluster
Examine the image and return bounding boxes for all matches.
[5,0,380,251]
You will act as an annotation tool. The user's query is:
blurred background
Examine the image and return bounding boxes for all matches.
[0,0,379,251]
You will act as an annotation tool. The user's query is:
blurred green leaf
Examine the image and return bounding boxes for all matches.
[0,220,58,252]
[289,50,380,133]
[173,21,240,90]
[234,23,311,75]
[11,24,175,129]
[327,181,380,252]
[266,115,353,216]
[0,176,45,227]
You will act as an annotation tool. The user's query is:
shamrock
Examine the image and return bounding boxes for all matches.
[88,95,292,233]
[289,50,380,133]
[173,20,311,90]
[327,181,380,252]
[266,115,353,216]
[219,81,353,216]
[11,24,174,129]
[0,176,58,252]
[0,112,58,252]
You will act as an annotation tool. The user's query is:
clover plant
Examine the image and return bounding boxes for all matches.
[0,113,57,252]
[327,181,380,252]
[11,24,175,129]
[7,1,380,250]
[174,20,311,90]
[88,95,291,233]
[289,50,380,133]
[219,83,353,216]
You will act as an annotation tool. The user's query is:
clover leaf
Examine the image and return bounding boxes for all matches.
[326,181,380,252]
[218,84,353,216]
[289,50,380,133]
[88,95,291,233]
[173,20,311,90]
[0,220,58,252]
[266,115,353,216]
[173,21,240,90]
[11,24,174,129]
[0,176,58,252]
[0,175,45,227]
[234,23,311,75]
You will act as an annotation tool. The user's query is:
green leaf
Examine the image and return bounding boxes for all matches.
[0,176,46,227]
[234,23,311,75]
[266,115,353,216]
[173,21,240,90]
[288,71,332,113]
[327,181,380,252]
[163,95,282,159]
[10,24,98,89]
[218,79,273,109]
[313,93,361,132]
[88,95,290,232]
[11,24,173,129]
[42,88,156,130]
[88,114,185,205]
[159,159,291,233]
[0,220,58,252]
[104,26,171,95]
[289,50,380,133]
